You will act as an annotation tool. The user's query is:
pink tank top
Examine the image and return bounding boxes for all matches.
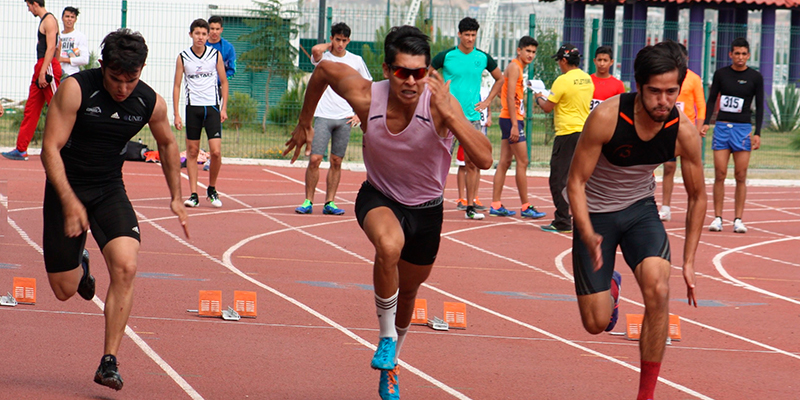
[363,80,454,206]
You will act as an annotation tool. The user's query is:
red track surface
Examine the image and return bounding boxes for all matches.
[1,157,798,399]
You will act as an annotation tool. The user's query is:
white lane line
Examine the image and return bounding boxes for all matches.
[712,236,800,305]
[6,214,203,400]
[553,247,800,361]
[140,211,471,400]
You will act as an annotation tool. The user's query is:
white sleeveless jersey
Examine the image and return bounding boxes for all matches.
[180,46,220,106]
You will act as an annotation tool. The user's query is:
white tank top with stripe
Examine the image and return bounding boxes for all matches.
[180,46,220,106]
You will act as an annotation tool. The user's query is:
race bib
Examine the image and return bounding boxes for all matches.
[675,101,685,112]
[518,99,525,116]
[479,107,488,125]
[590,98,603,111]
[719,95,744,113]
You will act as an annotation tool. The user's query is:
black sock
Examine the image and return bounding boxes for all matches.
[325,201,332,206]
[466,205,475,213]
[190,192,198,199]
[207,186,216,194]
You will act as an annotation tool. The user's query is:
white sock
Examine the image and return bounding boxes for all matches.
[375,290,399,339]
[394,324,409,363]
[660,205,670,213]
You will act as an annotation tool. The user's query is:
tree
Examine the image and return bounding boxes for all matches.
[238,0,305,132]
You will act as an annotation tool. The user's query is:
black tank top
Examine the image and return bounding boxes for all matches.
[61,69,158,186]
[36,12,57,59]
[602,93,679,167]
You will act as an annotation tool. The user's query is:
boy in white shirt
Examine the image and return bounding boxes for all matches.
[57,6,89,79]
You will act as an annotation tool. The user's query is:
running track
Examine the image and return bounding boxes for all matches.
[1,156,798,399]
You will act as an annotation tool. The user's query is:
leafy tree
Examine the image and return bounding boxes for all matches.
[225,92,258,143]
[361,2,454,80]
[80,51,100,71]
[530,27,559,144]
[238,0,305,132]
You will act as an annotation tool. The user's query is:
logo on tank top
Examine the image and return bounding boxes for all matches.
[85,106,102,116]
[614,144,633,158]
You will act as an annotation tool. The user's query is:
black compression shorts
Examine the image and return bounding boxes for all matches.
[355,181,443,266]
[185,105,222,141]
[43,181,140,273]
[572,197,670,296]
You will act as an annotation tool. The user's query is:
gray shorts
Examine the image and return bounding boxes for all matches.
[312,117,352,158]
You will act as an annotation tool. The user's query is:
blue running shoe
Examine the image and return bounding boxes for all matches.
[379,366,400,400]
[295,199,312,214]
[371,337,397,370]
[489,205,516,217]
[605,271,622,332]
[322,201,345,215]
[1,149,28,161]
[521,205,546,219]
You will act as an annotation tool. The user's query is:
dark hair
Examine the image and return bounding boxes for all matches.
[458,17,480,33]
[208,15,223,26]
[518,36,538,49]
[633,40,686,88]
[331,22,351,38]
[62,6,79,17]
[731,37,749,52]
[595,45,613,59]
[678,43,688,57]
[190,18,209,33]
[26,0,45,6]
[384,25,430,66]
[101,28,148,73]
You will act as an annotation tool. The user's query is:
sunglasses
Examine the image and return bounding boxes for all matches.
[389,65,428,80]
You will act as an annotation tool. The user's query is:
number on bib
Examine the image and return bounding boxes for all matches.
[675,101,685,112]
[590,99,603,111]
[719,95,744,113]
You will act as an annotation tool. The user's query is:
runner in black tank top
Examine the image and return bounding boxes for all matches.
[566,41,707,400]
[39,29,189,392]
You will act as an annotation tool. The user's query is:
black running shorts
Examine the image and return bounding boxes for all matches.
[355,181,443,266]
[572,197,670,296]
[185,105,222,141]
[43,181,140,273]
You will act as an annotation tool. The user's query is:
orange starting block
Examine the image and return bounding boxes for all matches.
[411,299,428,325]
[13,277,36,304]
[233,290,257,318]
[443,302,467,330]
[625,313,682,341]
[198,290,222,317]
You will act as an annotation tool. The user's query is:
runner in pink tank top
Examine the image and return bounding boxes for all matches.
[285,26,492,399]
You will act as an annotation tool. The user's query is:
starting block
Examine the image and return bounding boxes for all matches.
[413,300,468,330]
[1,292,18,307]
[198,290,222,317]
[13,277,36,304]
[625,314,682,341]
[443,302,467,329]
[411,299,428,325]
[233,290,257,318]
[222,306,240,321]
[427,316,449,331]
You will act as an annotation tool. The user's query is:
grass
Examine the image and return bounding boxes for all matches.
[2,114,799,177]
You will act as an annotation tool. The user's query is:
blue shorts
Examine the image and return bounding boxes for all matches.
[712,122,751,152]
[572,197,670,296]
[499,118,526,142]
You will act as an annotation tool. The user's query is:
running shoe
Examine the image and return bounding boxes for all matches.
[295,199,312,214]
[207,189,222,208]
[708,216,723,232]
[77,249,95,301]
[455,198,468,211]
[1,149,28,161]
[521,205,546,219]
[605,271,622,332]
[465,209,485,220]
[379,366,400,400]
[658,206,671,222]
[183,193,199,208]
[489,205,516,217]
[371,337,397,370]
[202,159,210,171]
[733,218,747,234]
[94,354,124,391]
[473,198,488,210]
[540,223,572,233]
[323,201,345,215]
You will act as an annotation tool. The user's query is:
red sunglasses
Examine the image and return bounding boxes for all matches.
[389,65,428,80]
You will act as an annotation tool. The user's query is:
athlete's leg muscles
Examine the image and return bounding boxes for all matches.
[509,140,529,205]
[732,150,751,220]
[712,149,731,217]
[185,139,201,194]
[492,140,512,202]
[207,138,222,187]
[101,236,140,356]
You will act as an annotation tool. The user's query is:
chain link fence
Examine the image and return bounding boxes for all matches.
[2,1,798,170]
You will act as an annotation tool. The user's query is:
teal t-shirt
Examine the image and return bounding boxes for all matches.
[431,47,498,122]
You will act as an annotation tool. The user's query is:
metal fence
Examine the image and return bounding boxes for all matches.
[2,1,799,170]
